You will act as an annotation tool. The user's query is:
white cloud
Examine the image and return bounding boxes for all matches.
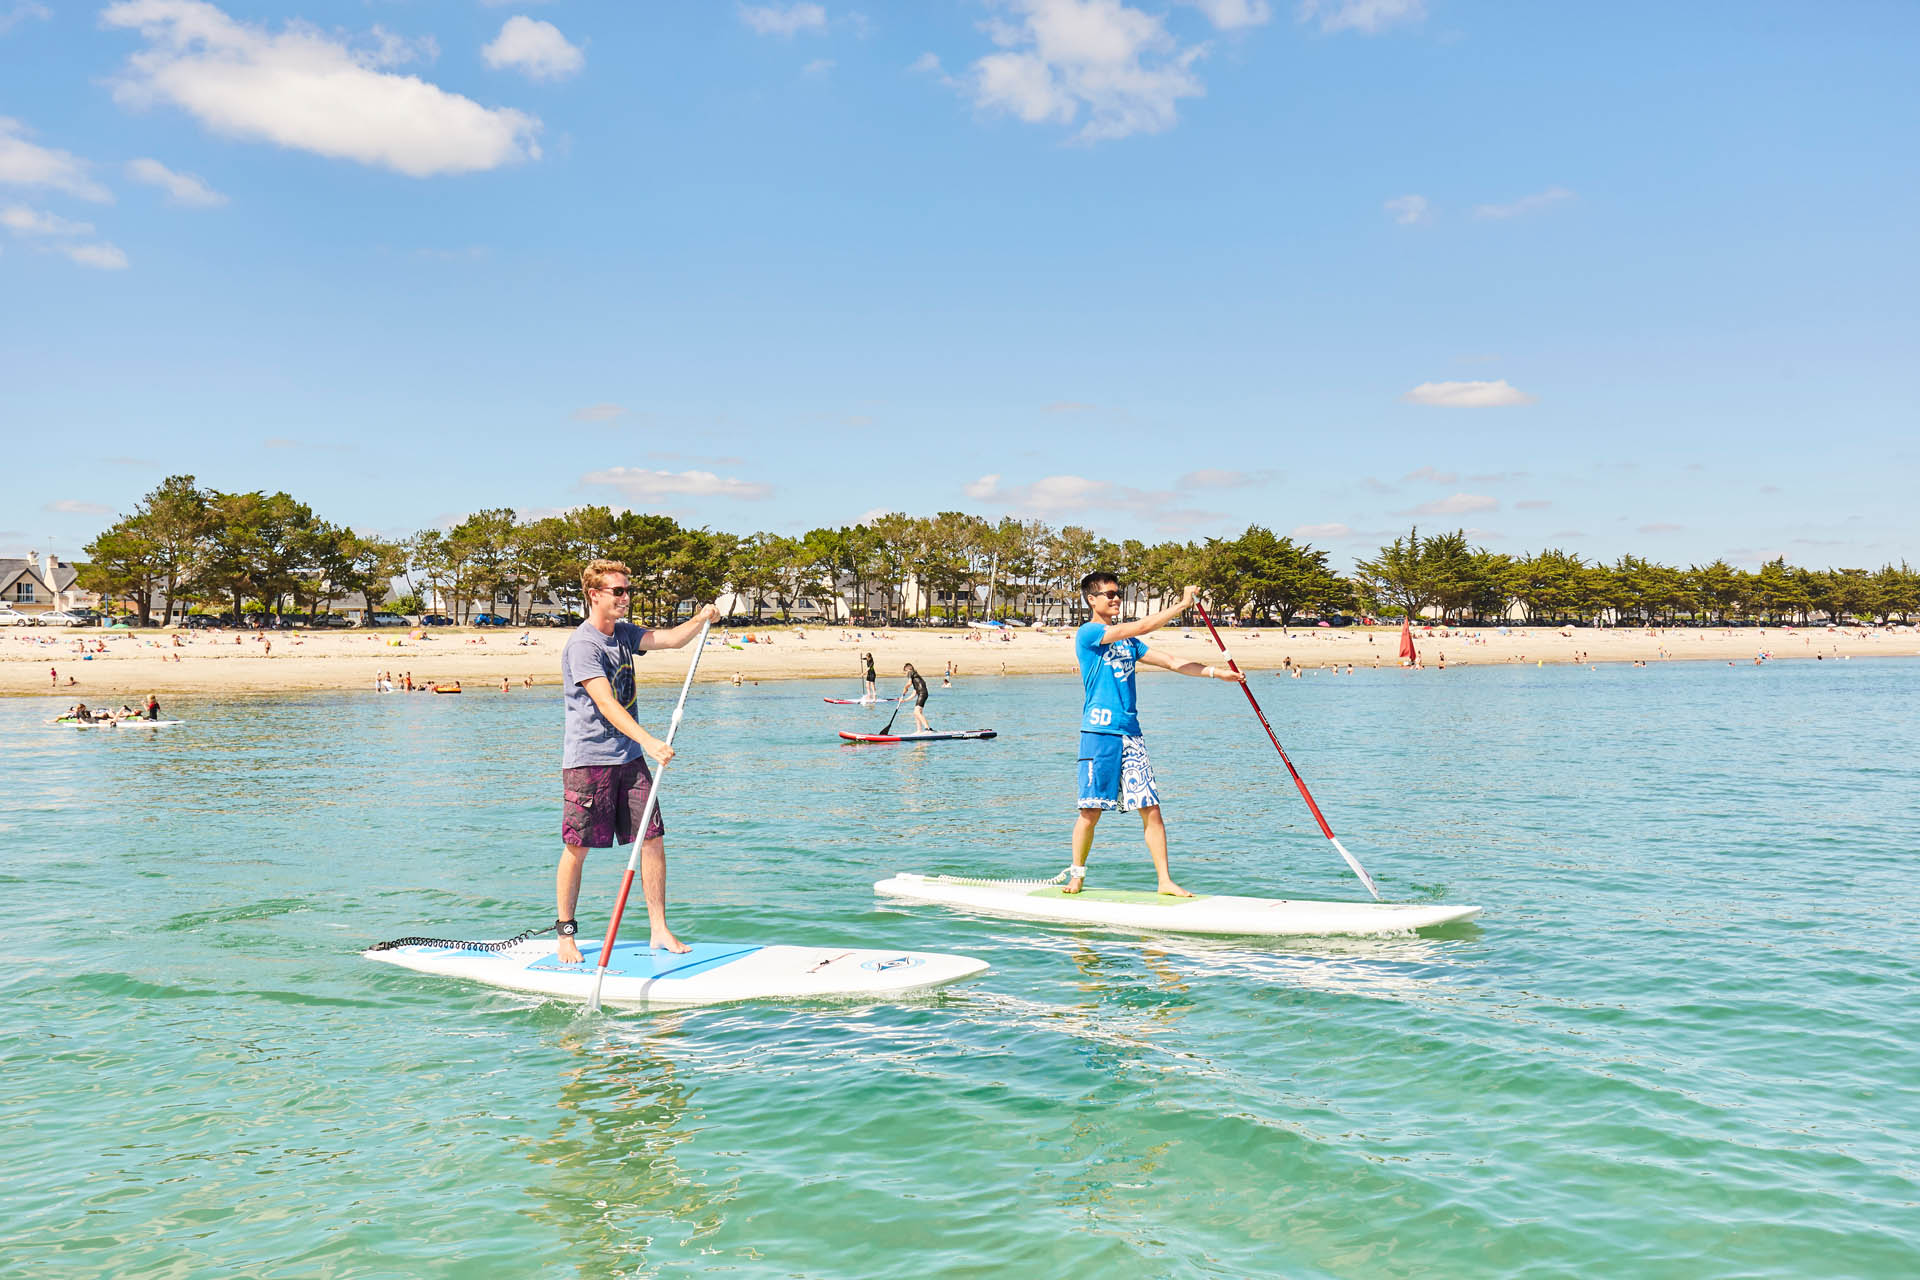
[739,3,828,36]
[0,204,94,236]
[1384,193,1427,225]
[1292,521,1352,539]
[0,118,112,202]
[64,243,130,269]
[1184,0,1271,28]
[1401,465,1456,485]
[803,58,835,76]
[101,1,541,179]
[962,0,1207,143]
[570,403,628,422]
[482,16,584,81]
[1473,185,1573,220]
[909,51,943,74]
[1404,493,1497,516]
[1402,379,1535,408]
[580,466,773,501]
[126,156,226,207]
[1178,468,1275,489]
[45,499,116,515]
[0,3,50,35]
[1296,0,1424,35]
[961,470,1227,532]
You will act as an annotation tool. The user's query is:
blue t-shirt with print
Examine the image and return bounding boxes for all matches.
[1075,620,1146,737]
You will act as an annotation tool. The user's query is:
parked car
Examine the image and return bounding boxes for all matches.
[36,610,83,626]
[359,613,408,627]
[419,614,453,627]
[470,613,510,627]
[0,604,32,626]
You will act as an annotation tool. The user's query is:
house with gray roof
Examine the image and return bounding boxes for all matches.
[0,551,92,618]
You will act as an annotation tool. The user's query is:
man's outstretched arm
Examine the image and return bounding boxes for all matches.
[1098,585,1198,645]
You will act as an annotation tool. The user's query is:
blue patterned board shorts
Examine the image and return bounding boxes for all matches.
[562,760,666,848]
[1077,732,1160,812]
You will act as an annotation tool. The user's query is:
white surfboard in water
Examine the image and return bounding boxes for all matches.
[364,937,989,1008]
[875,873,1480,937]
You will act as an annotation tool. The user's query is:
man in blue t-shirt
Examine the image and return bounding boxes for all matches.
[556,560,720,962]
[1069,573,1244,896]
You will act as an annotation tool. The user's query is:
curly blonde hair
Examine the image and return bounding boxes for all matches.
[582,559,632,595]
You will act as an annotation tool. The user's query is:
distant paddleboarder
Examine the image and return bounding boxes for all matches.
[862,652,878,701]
[1067,575,1243,896]
[901,662,932,732]
[556,559,720,961]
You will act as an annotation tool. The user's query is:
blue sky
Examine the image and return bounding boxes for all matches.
[2,0,1915,571]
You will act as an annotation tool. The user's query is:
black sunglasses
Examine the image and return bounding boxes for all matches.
[1090,589,1122,599]
[597,585,632,597]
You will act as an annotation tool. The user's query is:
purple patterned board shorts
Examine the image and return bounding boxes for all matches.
[561,760,666,848]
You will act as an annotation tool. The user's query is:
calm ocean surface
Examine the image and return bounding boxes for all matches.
[4,659,1917,1279]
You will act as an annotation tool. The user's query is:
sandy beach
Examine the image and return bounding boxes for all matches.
[4,621,1913,699]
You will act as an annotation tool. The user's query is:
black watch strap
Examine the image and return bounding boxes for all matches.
[555,918,578,937]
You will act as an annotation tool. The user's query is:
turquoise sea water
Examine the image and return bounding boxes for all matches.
[3,659,1917,1279]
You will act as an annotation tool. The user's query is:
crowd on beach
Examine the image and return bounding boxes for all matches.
[4,617,1915,700]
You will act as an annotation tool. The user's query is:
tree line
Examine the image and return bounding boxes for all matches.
[78,476,1920,627]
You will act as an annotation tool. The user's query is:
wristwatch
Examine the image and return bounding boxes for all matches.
[555,918,578,937]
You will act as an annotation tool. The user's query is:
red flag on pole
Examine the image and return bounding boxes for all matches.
[1399,618,1416,665]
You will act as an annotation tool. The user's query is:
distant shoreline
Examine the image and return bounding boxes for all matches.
[5,623,1914,698]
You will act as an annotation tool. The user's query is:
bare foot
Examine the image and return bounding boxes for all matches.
[557,937,584,964]
[651,929,691,954]
[1062,867,1088,894]
[1157,881,1194,898]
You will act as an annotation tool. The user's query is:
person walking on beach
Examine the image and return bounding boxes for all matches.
[862,652,878,702]
[556,560,720,962]
[901,663,932,732]
[1066,575,1243,896]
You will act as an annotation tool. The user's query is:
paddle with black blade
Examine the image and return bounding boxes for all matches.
[586,617,713,1012]
[1192,601,1382,900]
[877,694,905,737]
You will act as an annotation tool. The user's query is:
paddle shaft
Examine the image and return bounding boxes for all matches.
[1193,602,1381,900]
[587,618,712,1011]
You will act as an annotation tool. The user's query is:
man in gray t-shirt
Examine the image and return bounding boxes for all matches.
[555,559,719,962]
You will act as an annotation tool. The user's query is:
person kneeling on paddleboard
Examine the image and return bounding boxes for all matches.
[1069,575,1243,896]
[557,559,720,961]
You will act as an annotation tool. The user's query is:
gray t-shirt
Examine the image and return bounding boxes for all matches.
[561,620,649,767]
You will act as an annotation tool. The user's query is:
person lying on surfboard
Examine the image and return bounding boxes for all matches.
[1068,575,1244,896]
[556,559,721,961]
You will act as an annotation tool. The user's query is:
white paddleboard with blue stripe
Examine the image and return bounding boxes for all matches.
[364,937,989,1008]
[876,874,1480,937]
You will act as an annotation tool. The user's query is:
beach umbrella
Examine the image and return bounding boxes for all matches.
[1399,619,1416,664]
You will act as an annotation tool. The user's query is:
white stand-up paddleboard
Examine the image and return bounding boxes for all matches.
[364,936,989,1008]
[875,873,1480,937]
[52,718,184,729]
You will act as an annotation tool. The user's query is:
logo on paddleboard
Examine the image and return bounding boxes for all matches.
[860,955,923,973]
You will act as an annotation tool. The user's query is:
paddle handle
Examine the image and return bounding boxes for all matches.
[587,619,712,1010]
[1193,602,1381,900]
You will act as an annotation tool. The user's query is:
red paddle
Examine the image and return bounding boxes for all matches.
[1193,601,1381,899]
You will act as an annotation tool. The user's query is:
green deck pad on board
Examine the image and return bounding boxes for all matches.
[1025,887,1212,906]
